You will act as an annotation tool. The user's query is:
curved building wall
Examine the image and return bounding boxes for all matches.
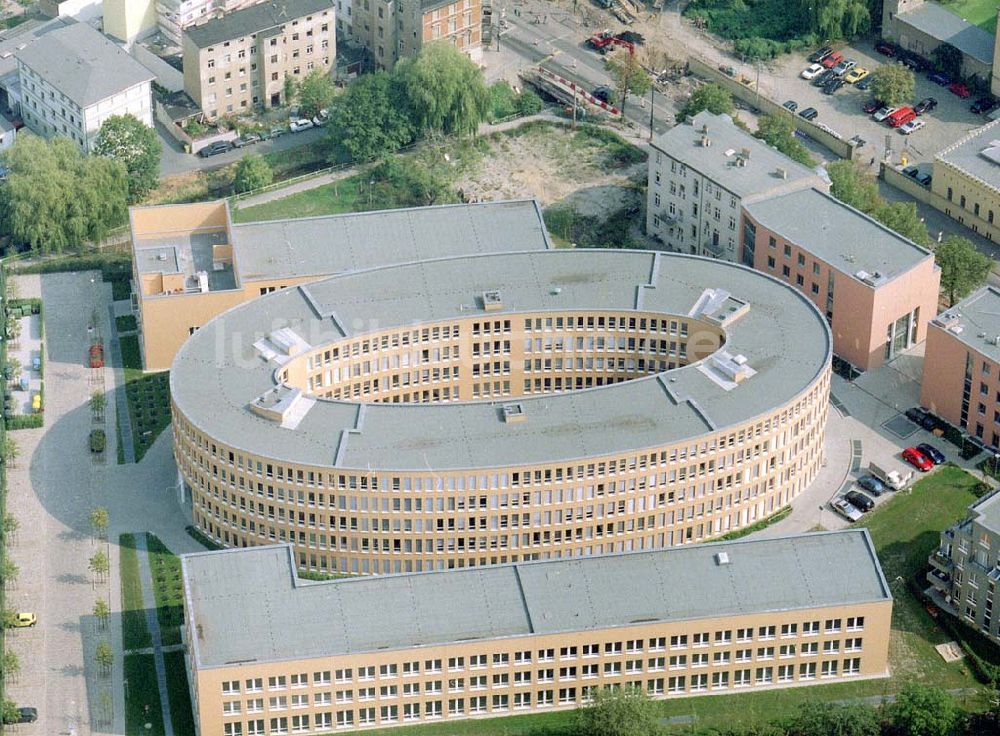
[171,250,832,575]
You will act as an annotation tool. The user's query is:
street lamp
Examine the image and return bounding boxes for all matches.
[648,84,655,141]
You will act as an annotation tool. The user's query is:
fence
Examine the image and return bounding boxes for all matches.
[686,57,863,162]
[0,261,7,720]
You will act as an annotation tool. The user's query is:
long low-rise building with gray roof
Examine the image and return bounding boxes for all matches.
[182,530,892,734]
[170,247,832,578]
[930,119,1000,244]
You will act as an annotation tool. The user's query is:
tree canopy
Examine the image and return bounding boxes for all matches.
[782,701,880,736]
[870,63,916,106]
[0,135,128,253]
[606,51,651,108]
[297,69,336,119]
[755,113,814,167]
[936,235,992,305]
[328,71,414,162]
[888,683,964,736]
[827,160,880,213]
[678,83,734,122]
[577,686,661,736]
[395,42,490,137]
[93,114,161,203]
[233,154,274,194]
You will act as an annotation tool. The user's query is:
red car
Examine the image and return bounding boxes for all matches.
[875,40,895,56]
[902,446,933,472]
[949,82,971,98]
[88,344,104,369]
[821,52,843,69]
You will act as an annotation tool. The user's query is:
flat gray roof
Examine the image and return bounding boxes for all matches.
[744,188,934,282]
[231,200,552,281]
[0,16,73,81]
[182,530,891,669]
[170,249,832,471]
[184,0,334,48]
[652,111,822,200]
[936,120,1000,197]
[15,22,154,108]
[897,3,995,65]
[966,488,1000,536]
[932,285,1000,362]
[135,229,238,292]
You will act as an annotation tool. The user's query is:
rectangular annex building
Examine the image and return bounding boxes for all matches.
[129,198,552,371]
[182,530,892,735]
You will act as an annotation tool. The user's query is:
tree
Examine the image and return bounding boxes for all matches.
[678,83,733,122]
[606,51,651,110]
[368,158,453,208]
[95,640,113,675]
[2,436,18,468]
[932,42,963,80]
[94,114,162,203]
[297,69,336,119]
[1,700,19,724]
[802,0,870,38]
[936,235,992,305]
[871,200,930,245]
[283,75,299,106]
[2,512,18,544]
[89,549,110,584]
[396,42,490,136]
[888,683,964,736]
[514,89,543,116]
[783,701,880,736]
[577,686,660,736]
[827,160,880,214]
[870,63,916,106]
[90,507,109,540]
[90,389,107,417]
[93,598,110,630]
[488,80,517,122]
[0,136,128,253]
[0,552,17,588]
[328,71,414,162]
[1,650,18,682]
[233,154,273,194]
[97,689,114,726]
[755,113,815,167]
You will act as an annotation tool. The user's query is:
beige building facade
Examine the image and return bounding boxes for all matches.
[128,198,552,371]
[182,533,892,736]
[921,286,1000,450]
[350,0,481,70]
[169,249,832,577]
[932,120,1000,245]
[182,0,335,118]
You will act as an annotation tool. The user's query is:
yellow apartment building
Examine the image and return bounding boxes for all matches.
[932,120,1000,245]
[181,530,892,735]
[129,198,551,371]
[169,249,832,576]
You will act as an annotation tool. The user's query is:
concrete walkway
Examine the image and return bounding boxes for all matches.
[135,533,176,736]
[107,303,135,464]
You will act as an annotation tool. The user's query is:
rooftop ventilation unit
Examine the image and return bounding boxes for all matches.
[715,552,730,566]
[774,167,787,179]
[483,290,503,312]
[501,403,526,423]
[700,134,711,147]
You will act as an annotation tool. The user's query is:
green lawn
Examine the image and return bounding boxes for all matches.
[232,175,363,223]
[119,334,171,462]
[115,314,137,333]
[940,0,998,33]
[163,650,196,736]
[119,533,152,651]
[125,654,165,736]
[146,535,184,647]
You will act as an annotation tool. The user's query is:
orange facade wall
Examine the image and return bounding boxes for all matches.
[919,322,969,428]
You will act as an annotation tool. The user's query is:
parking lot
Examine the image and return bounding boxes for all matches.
[746,39,991,165]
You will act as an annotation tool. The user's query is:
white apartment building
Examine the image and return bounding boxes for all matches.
[157,0,271,45]
[15,22,154,153]
[646,112,825,262]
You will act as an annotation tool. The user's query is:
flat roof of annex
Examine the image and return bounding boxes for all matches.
[169,249,832,471]
[182,529,891,669]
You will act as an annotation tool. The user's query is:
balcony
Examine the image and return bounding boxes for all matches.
[928,550,954,573]
[926,568,952,593]
[703,239,726,258]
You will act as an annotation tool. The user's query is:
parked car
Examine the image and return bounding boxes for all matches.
[971,96,999,114]
[813,69,839,87]
[88,344,104,368]
[917,172,933,186]
[857,476,885,496]
[831,59,856,76]
[914,97,937,114]
[862,98,883,114]
[902,446,934,472]
[10,612,36,627]
[900,118,926,134]
[949,82,971,98]
[311,113,328,127]
[801,63,825,80]
[875,40,896,56]
[241,132,262,145]
[917,443,946,465]
[782,100,798,112]
[2,708,37,725]
[872,106,898,122]
[902,165,920,178]
[268,126,285,139]
[900,54,926,71]
[197,141,233,158]
[808,46,833,63]
[856,75,874,90]
[289,118,314,132]
[822,78,845,95]
[821,51,843,69]
[798,107,819,121]
[846,489,875,512]
[592,85,613,103]
[927,71,951,86]
[31,392,41,412]
[886,106,916,127]
[831,495,863,522]
[31,355,40,371]
[844,67,869,84]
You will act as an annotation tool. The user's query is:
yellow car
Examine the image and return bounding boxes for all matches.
[31,393,41,412]
[12,612,36,628]
[844,67,869,84]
